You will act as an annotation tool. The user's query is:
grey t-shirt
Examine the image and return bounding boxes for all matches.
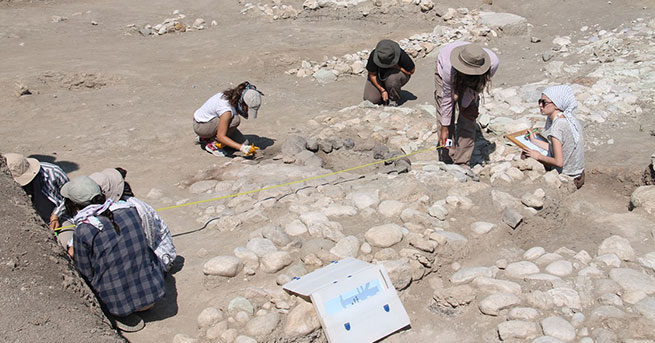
[542,117,585,177]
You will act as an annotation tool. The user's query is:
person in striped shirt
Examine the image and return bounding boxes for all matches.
[3,153,69,227]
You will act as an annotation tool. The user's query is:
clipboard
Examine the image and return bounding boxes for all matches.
[505,129,549,156]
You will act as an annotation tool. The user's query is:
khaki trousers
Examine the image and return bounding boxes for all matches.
[434,73,478,165]
[193,114,241,139]
[363,69,410,104]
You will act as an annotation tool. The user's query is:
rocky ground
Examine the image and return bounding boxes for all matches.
[2,0,655,342]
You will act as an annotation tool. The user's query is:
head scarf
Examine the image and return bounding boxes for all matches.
[72,198,133,232]
[543,85,581,144]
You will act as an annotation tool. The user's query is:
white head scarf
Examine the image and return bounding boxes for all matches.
[543,85,581,144]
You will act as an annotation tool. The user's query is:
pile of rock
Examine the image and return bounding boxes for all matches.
[132,11,215,36]
[433,236,655,342]
[286,8,509,83]
[239,2,301,20]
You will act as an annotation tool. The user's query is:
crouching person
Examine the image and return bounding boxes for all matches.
[61,176,166,332]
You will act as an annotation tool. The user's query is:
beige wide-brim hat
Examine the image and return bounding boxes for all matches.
[3,153,41,186]
[450,43,491,76]
[89,168,125,202]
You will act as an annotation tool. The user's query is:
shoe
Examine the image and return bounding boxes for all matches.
[112,313,145,332]
[387,100,398,107]
[205,142,227,157]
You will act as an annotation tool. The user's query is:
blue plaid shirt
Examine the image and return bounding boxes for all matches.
[74,207,166,316]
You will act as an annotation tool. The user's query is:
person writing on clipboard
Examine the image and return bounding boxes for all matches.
[523,85,585,189]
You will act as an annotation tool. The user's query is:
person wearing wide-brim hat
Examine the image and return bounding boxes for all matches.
[434,41,499,166]
[2,153,70,228]
[363,39,415,107]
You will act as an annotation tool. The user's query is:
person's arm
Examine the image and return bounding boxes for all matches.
[215,112,245,150]
[394,65,415,75]
[527,130,550,150]
[368,71,388,102]
[524,137,564,168]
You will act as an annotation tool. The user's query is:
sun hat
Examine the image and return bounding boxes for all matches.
[89,168,125,202]
[3,153,40,186]
[450,43,491,76]
[60,175,102,206]
[373,39,401,69]
[243,89,262,119]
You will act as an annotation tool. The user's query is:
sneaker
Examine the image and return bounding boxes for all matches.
[387,100,398,107]
[204,142,227,157]
[112,313,145,332]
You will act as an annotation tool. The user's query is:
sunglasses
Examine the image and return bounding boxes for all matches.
[538,99,553,106]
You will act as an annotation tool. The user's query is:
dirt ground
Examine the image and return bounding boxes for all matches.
[1,0,655,342]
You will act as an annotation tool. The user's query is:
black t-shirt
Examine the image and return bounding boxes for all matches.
[365,49,415,78]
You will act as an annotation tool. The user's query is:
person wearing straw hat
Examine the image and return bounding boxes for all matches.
[523,85,585,188]
[62,175,166,332]
[3,153,69,228]
[363,39,415,107]
[193,81,263,157]
[434,41,499,165]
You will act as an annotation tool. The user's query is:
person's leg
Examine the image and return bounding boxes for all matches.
[574,170,585,189]
[434,72,454,163]
[449,106,478,165]
[193,117,219,140]
[383,70,410,102]
[363,79,383,104]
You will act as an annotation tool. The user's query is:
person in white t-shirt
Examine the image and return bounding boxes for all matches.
[193,81,263,157]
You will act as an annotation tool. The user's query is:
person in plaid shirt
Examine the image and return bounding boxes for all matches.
[62,176,165,331]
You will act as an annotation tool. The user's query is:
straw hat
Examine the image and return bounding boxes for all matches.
[450,43,491,76]
[3,153,40,186]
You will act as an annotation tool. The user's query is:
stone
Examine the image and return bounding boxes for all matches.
[378,200,405,218]
[234,336,257,343]
[497,320,539,340]
[541,316,576,342]
[524,247,546,260]
[221,329,238,343]
[596,254,621,267]
[233,247,259,274]
[262,225,291,247]
[479,11,528,35]
[260,251,293,273]
[206,321,228,340]
[284,301,321,336]
[522,193,544,209]
[375,248,399,261]
[192,18,206,29]
[203,256,242,277]
[365,224,403,248]
[597,235,636,261]
[284,220,308,236]
[428,204,449,220]
[548,288,581,310]
[322,205,357,217]
[536,253,564,266]
[525,290,555,310]
[313,68,338,84]
[505,261,540,278]
[433,285,476,308]
[589,305,626,321]
[622,290,647,305]
[509,307,540,321]
[173,334,197,343]
[228,297,254,315]
[598,293,623,307]
[351,190,379,209]
[190,180,218,194]
[503,207,523,229]
[247,238,278,257]
[429,231,468,256]
[479,293,521,316]
[631,186,655,213]
[471,221,496,236]
[281,135,307,156]
[532,336,567,343]
[197,307,223,328]
[329,236,360,258]
[245,311,280,337]
[609,268,655,294]
[545,260,573,277]
[382,259,413,290]
[450,267,493,285]
[635,297,655,321]
[638,252,655,272]
[473,277,522,295]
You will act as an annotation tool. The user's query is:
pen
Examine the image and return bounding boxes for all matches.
[524,128,538,139]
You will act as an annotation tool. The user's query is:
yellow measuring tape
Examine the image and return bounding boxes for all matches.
[54,145,441,232]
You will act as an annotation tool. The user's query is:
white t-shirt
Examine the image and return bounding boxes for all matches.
[193,92,236,123]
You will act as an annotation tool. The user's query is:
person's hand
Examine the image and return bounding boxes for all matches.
[49,215,60,230]
[381,90,389,102]
[240,144,259,156]
[440,126,449,147]
[522,149,542,161]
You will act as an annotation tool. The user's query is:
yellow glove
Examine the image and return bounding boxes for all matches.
[240,144,259,156]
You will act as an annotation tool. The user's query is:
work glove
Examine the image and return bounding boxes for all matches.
[240,144,259,156]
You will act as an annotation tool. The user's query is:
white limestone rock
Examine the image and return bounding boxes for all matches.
[473,277,522,295]
[609,268,655,294]
[245,311,280,337]
[329,235,360,258]
[597,235,636,261]
[524,247,546,260]
[450,267,493,285]
[247,238,278,257]
[540,316,576,342]
[365,224,403,248]
[508,307,540,321]
[630,185,655,213]
[260,251,293,273]
[203,256,242,277]
[497,320,539,340]
[197,307,223,329]
[479,293,521,316]
[378,200,406,217]
[471,221,497,236]
[545,260,573,277]
[505,261,540,278]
